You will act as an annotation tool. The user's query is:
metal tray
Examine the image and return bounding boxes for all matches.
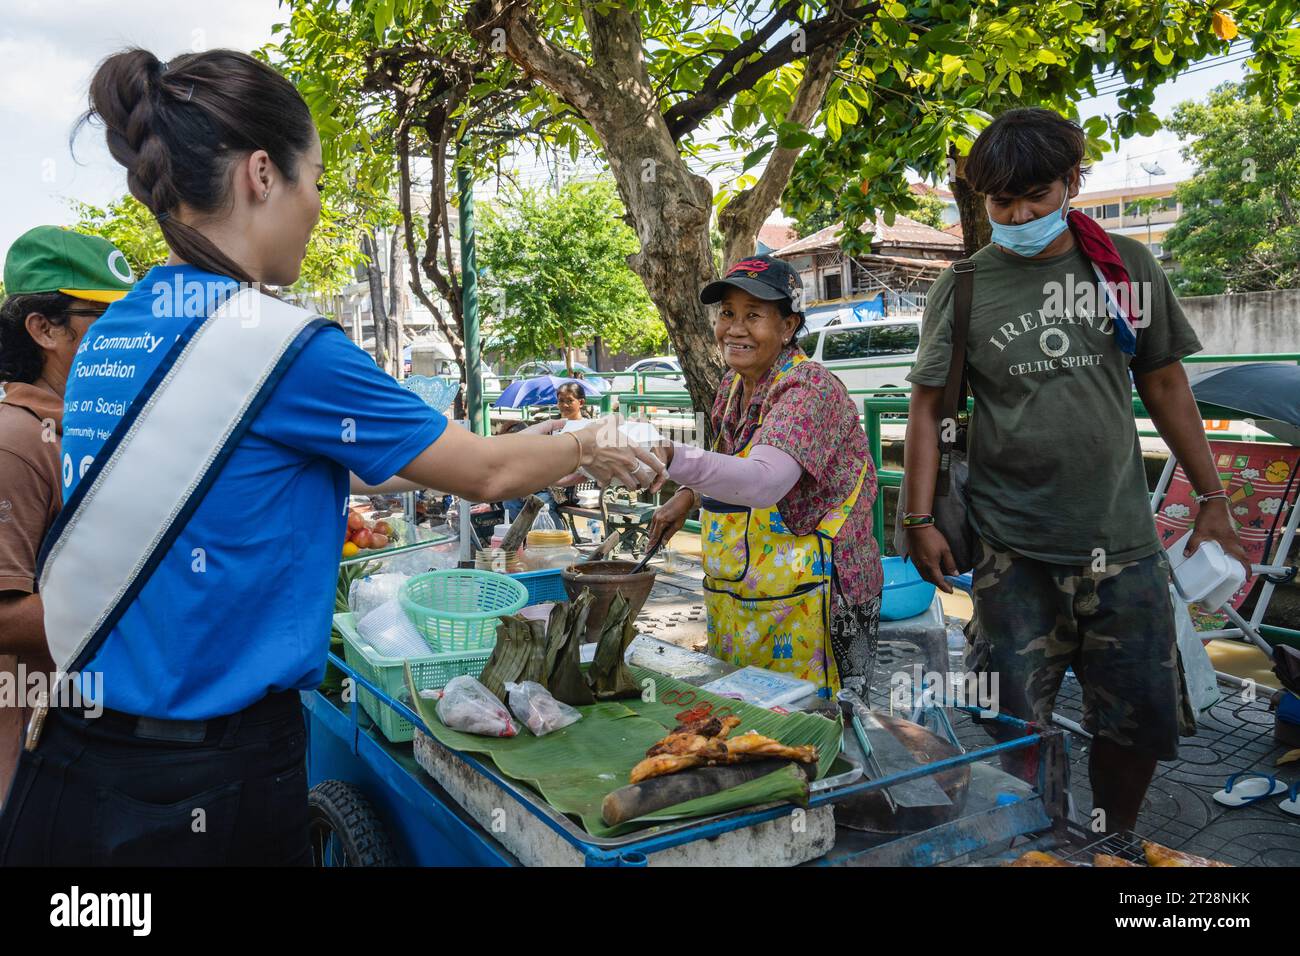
[412,721,864,852]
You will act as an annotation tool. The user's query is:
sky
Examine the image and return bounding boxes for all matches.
[0,0,1255,258]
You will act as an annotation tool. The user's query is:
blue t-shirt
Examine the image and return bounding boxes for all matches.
[60,265,445,719]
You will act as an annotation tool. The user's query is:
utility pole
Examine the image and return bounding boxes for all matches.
[459,158,483,436]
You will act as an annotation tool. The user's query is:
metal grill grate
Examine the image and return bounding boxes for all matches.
[1058,828,1148,866]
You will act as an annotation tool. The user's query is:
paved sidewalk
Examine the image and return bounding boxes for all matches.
[636,551,1300,866]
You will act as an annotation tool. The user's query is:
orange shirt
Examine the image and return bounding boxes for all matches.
[0,381,61,802]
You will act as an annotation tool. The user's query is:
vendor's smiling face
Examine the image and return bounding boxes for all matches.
[714,289,799,382]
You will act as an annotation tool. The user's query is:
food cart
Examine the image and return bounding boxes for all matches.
[307,508,1075,866]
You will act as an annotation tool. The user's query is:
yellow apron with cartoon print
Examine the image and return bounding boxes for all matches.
[701,355,867,699]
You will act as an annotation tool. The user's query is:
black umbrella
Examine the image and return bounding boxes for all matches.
[1188,363,1300,446]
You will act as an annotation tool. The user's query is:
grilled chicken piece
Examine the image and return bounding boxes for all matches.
[1142,841,1231,867]
[669,715,741,739]
[721,732,818,763]
[646,733,729,759]
[629,754,705,784]
[1007,851,1075,867]
[630,721,817,783]
[1093,854,1140,867]
[646,716,742,758]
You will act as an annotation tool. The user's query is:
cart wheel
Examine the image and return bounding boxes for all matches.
[308,780,398,867]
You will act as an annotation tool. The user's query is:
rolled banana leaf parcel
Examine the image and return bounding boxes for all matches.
[477,589,595,707]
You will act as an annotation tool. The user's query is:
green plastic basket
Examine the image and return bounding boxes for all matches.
[334,612,492,743]
[399,569,530,653]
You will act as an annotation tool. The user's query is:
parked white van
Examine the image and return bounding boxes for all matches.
[797,319,921,394]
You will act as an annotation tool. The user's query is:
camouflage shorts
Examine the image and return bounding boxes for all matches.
[965,537,1188,760]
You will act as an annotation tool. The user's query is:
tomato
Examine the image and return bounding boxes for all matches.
[347,512,365,532]
[353,529,373,549]
[370,532,389,549]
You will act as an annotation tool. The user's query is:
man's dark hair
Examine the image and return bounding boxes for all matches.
[963,108,1091,197]
[0,292,74,384]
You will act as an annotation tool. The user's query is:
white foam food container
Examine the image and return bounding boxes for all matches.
[1167,530,1248,610]
[560,417,664,445]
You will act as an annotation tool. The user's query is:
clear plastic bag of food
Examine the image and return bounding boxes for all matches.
[435,675,517,737]
[505,680,583,736]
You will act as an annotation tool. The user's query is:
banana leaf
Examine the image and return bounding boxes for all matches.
[544,593,594,706]
[405,661,842,837]
[478,614,545,702]
[604,762,810,838]
[587,591,640,700]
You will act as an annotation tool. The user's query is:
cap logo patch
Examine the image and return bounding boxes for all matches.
[107,250,135,284]
[728,258,769,278]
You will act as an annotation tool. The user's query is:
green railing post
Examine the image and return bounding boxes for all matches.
[865,398,885,551]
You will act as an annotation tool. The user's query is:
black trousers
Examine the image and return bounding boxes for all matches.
[0,690,310,866]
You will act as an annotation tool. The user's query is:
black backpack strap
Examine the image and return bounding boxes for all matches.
[941,259,975,427]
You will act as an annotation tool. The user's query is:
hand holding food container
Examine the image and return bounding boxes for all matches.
[560,415,667,491]
[1167,530,1249,611]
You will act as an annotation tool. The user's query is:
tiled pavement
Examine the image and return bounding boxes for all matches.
[636,553,1300,866]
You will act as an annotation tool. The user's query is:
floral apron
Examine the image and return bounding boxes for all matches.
[701,355,868,699]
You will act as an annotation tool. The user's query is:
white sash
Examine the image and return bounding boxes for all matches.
[38,288,327,674]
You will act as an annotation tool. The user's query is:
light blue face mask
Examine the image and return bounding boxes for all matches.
[989,184,1071,257]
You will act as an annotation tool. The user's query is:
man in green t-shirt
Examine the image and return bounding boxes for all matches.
[903,108,1249,833]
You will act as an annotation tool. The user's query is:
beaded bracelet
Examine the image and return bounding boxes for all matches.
[902,513,935,528]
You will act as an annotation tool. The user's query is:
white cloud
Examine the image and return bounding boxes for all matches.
[1241,468,1260,481]
[1164,503,1191,520]
[1259,497,1282,516]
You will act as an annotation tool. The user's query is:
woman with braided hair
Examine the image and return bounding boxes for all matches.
[0,48,663,866]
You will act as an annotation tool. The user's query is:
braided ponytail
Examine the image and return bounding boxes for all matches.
[79,47,315,285]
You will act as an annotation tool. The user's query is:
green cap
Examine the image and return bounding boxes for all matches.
[3,225,135,304]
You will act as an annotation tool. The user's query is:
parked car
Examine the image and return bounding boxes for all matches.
[797,319,921,394]
[507,360,613,390]
[610,356,686,394]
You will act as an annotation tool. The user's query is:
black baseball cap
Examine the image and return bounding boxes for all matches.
[700,254,804,310]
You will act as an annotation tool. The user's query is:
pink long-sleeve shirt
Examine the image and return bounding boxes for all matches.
[666,442,802,508]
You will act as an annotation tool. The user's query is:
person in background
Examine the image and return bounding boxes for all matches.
[504,381,588,533]
[647,255,882,698]
[555,381,588,421]
[0,227,133,805]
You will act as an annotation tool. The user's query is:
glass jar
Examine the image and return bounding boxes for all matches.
[475,547,526,574]
[524,530,579,571]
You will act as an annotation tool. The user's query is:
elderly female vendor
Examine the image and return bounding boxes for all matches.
[647,255,882,698]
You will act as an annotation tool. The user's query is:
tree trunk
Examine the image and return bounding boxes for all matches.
[949,149,991,259]
[465,1,856,433]
[360,230,393,374]
[387,228,404,375]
